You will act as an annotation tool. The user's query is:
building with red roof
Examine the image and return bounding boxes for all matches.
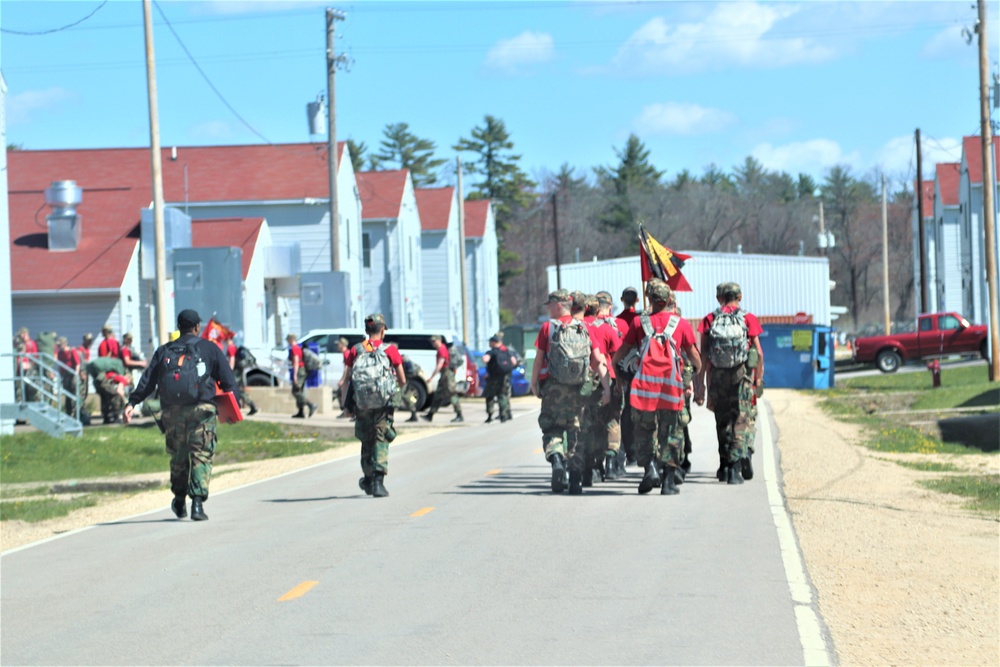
[933,163,963,313]
[416,187,463,334]
[957,135,999,325]
[357,170,423,328]
[463,199,499,350]
[913,179,939,312]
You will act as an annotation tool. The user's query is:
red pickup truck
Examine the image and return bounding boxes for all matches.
[853,312,989,373]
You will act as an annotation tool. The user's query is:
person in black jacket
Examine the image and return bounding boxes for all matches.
[124,309,236,521]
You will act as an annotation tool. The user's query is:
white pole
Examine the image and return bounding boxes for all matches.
[457,158,469,345]
[143,0,169,346]
[882,176,890,335]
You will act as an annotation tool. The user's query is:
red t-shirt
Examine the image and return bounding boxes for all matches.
[435,344,450,369]
[288,343,303,367]
[344,339,403,367]
[616,308,638,341]
[534,316,601,381]
[586,317,622,380]
[623,311,696,351]
[698,306,763,342]
[76,345,91,362]
[98,337,120,358]
[226,343,237,361]
[57,348,81,370]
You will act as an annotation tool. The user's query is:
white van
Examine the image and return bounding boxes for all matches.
[270,328,473,411]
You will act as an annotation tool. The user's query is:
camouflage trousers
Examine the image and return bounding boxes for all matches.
[429,368,462,416]
[291,373,308,410]
[538,380,586,472]
[581,378,622,469]
[236,375,257,411]
[631,407,682,469]
[618,371,636,461]
[162,403,218,499]
[708,366,756,464]
[484,373,511,419]
[60,372,80,417]
[355,407,396,476]
[97,376,125,422]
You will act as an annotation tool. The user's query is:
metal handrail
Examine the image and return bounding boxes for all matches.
[2,351,82,424]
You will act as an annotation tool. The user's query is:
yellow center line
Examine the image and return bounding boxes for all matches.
[411,507,435,517]
[278,580,318,602]
[533,448,543,454]
[485,469,502,476]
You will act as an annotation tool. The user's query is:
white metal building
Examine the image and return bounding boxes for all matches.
[417,186,464,334]
[1,71,15,433]
[547,251,833,326]
[464,200,500,350]
[933,163,964,313]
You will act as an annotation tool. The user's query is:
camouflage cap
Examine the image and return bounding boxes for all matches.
[646,278,672,303]
[596,291,614,306]
[543,288,572,305]
[584,294,600,315]
[570,290,588,311]
[364,313,386,326]
[717,281,742,298]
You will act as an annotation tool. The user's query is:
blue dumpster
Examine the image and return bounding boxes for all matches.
[759,324,834,389]
[306,341,322,388]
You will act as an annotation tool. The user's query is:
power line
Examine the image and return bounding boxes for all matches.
[1,1,108,35]
[152,1,271,145]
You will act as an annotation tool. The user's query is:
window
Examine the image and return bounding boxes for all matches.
[939,315,961,331]
[362,233,371,269]
[920,318,933,332]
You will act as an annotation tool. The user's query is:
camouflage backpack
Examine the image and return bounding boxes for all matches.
[546,319,591,385]
[707,308,749,369]
[351,341,399,410]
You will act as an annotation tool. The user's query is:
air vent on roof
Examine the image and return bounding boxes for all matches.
[44,180,82,252]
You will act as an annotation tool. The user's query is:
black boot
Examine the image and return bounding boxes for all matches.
[171,495,187,519]
[661,468,680,495]
[604,453,619,480]
[741,453,754,480]
[485,414,493,424]
[292,409,305,419]
[569,470,583,495]
[550,453,566,493]
[638,462,661,494]
[421,412,434,422]
[451,414,464,423]
[673,467,685,486]
[190,497,208,521]
[405,414,418,422]
[359,476,373,495]
[727,462,744,485]
[717,454,727,482]
[247,405,259,416]
[307,402,317,418]
[372,473,389,497]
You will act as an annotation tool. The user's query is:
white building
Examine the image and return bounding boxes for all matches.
[463,199,500,350]
[933,162,963,313]
[416,186,463,334]
[357,170,424,329]
[957,135,1000,326]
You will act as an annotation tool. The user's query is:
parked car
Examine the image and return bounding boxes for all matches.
[268,328,472,410]
[470,348,531,397]
[852,312,989,372]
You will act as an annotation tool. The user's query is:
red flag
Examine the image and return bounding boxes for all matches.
[639,227,693,292]
[201,318,235,350]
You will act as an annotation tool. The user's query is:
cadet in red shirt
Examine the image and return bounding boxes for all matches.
[98,326,120,358]
[613,279,701,495]
[287,333,317,419]
[694,281,765,485]
[581,293,625,483]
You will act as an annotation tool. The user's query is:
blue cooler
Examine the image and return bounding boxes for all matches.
[306,341,322,388]
[759,324,834,389]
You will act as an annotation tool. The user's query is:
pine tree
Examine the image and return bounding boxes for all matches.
[372,122,446,187]
[594,133,663,231]
[345,138,368,174]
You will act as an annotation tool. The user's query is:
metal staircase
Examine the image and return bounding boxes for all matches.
[1,352,84,438]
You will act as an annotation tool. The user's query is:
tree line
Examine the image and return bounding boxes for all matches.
[348,116,915,332]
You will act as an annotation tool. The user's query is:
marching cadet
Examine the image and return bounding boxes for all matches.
[612,279,701,495]
[530,289,610,495]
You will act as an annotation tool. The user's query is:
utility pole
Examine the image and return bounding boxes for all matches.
[457,158,469,345]
[882,176,891,335]
[915,128,928,313]
[143,0,168,346]
[817,201,826,256]
[976,0,1000,381]
[326,7,345,271]
[552,191,562,289]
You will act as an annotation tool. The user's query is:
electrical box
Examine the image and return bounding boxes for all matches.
[173,247,244,335]
[299,271,352,333]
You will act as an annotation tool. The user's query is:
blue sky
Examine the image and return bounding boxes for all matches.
[2,0,996,189]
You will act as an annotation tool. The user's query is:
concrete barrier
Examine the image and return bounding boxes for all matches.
[246,386,333,416]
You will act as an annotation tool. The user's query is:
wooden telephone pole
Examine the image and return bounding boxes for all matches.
[976,0,999,381]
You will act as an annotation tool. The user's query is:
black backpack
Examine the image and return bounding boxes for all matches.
[235,345,257,369]
[158,340,210,407]
[488,348,517,375]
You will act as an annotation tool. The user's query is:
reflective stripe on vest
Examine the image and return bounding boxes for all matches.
[629,313,684,412]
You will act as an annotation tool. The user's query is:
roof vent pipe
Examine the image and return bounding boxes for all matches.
[44,180,83,252]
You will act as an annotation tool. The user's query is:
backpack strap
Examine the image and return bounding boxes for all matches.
[640,313,653,339]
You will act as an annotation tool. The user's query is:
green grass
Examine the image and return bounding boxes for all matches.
[893,460,961,472]
[919,475,1000,516]
[866,424,975,455]
[0,420,350,484]
[0,494,102,523]
[840,365,997,402]
[0,485,51,499]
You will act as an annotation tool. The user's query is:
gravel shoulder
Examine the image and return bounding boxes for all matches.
[770,388,999,667]
[4,392,999,665]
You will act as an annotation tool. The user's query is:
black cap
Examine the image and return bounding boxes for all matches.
[177,309,202,330]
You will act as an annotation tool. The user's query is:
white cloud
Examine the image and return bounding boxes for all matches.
[921,24,972,60]
[195,1,323,15]
[876,134,963,177]
[485,31,554,72]
[633,102,737,136]
[188,120,237,141]
[7,88,77,126]
[611,2,837,75]
[752,139,861,176]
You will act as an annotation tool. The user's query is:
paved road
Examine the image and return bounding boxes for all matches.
[1,400,833,666]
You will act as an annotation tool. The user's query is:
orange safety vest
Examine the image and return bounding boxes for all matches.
[629,313,684,412]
